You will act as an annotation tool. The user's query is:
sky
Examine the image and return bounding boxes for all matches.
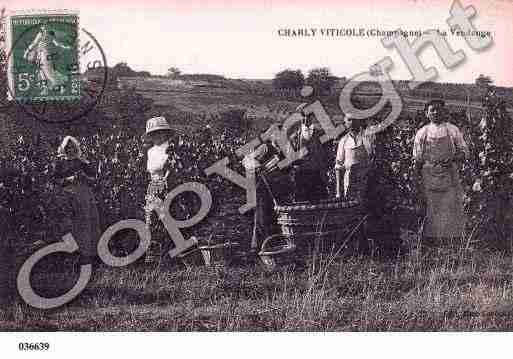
[5,0,513,86]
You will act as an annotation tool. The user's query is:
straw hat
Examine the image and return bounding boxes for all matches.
[142,116,173,141]
[145,116,171,134]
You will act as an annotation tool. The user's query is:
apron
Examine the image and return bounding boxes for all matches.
[344,138,370,202]
[421,126,465,238]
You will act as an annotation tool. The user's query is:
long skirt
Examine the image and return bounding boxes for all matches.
[65,183,101,259]
[422,179,466,239]
[251,174,293,251]
[251,178,280,251]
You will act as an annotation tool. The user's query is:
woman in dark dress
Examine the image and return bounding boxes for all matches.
[54,136,101,265]
[243,124,293,253]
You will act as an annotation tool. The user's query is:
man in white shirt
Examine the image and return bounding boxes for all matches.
[335,113,375,202]
[335,114,406,255]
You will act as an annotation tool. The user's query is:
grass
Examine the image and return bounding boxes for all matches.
[2,232,513,331]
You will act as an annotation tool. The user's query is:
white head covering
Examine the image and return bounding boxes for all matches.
[57,136,82,159]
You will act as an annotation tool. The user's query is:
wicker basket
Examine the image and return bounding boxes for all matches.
[275,198,365,237]
[258,234,296,272]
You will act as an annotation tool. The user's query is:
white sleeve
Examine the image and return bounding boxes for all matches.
[413,127,426,162]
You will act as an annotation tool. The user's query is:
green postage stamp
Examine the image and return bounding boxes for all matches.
[7,10,80,102]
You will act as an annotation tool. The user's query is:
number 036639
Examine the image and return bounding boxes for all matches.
[18,342,50,351]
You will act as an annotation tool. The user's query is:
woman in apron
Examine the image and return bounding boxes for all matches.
[143,116,175,265]
[413,100,469,240]
[54,136,101,265]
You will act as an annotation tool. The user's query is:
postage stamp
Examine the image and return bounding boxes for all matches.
[7,10,80,102]
[5,9,108,124]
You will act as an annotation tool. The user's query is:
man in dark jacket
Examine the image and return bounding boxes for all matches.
[290,105,329,203]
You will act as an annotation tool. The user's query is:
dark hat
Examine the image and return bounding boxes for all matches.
[426,98,445,106]
[424,98,446,114]
[344,113,369,122]
[425,96,445,108]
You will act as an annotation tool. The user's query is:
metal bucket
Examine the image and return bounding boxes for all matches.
[258,234,296,272]
[178,242,240,268]
[177,246,204,269]
[199,242,239,267]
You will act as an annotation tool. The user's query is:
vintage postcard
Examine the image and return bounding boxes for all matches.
[1,0,513,356]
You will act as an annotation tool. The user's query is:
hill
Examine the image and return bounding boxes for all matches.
[114,75,512,125]
[2,73,512,155]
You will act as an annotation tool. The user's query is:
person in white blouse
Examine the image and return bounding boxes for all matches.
[142,116,175,265]
[335,113,376,202]
[413,99,469,240]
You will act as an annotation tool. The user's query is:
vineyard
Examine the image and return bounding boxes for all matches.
[1,81,513,330]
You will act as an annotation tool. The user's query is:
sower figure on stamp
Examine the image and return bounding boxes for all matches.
[413,99,469,244]
[23,24,72,91]
[290,104,329,203]
[53,136,101,266]
[243,124,293,254]
[142,116,176,265]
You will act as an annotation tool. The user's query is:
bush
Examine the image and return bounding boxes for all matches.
[273,69,305,90]
[306,67,337,96]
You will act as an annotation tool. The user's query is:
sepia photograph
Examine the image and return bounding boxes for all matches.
[0,0,513,356]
